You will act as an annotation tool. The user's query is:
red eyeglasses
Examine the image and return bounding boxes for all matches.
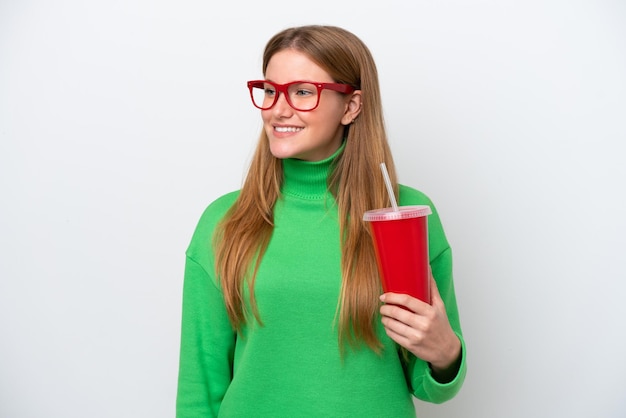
[247,80,356,111]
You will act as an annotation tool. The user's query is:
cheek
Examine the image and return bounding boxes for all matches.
[315,107,346,129]
[260,110,271,123]
[260,111,274,133]
[323,100,349,122]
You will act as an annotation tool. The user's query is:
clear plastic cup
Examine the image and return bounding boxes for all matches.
[363,205,432,305]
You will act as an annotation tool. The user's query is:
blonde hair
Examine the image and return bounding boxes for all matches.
[214,25,398,352]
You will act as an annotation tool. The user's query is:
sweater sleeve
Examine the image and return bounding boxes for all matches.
[176,255,236,417]
[176,192,239,417]
[397,185,467,403]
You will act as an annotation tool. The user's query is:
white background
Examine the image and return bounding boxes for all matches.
[1,1,625,417]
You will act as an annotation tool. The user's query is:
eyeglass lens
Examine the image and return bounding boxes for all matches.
[250,82,320,111]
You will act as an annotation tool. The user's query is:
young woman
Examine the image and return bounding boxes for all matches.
[176,25,466,418]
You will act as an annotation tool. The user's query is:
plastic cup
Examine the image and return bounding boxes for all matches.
[363,205,432,305]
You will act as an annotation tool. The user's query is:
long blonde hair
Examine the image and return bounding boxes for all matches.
[214,25,398,352]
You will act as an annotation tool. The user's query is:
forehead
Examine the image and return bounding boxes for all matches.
[265,49,333,83]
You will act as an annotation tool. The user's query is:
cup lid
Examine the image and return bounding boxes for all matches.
[362,205,432,221]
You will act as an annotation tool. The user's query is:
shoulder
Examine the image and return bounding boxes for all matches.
[203,190,241,218]
[398,184,451,258]
[398,184,434,207]
[195,190,240,232]
[186,190,240,259]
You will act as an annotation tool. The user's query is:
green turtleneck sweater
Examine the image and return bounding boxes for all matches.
[176,148,467,418]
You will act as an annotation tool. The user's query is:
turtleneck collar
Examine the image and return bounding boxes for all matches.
[281,142,345,200]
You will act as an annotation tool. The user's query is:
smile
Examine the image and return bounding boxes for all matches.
[274,126,304,133]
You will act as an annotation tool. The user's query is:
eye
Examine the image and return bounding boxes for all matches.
[294,87,315,97]
[264,86,276,97]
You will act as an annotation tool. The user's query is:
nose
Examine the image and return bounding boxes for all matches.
[271,91,294,116]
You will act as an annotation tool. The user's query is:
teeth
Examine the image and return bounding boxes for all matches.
[275,126,303,133]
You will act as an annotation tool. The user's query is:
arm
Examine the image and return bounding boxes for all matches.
[176,256,236,417]
[380,248,467,403]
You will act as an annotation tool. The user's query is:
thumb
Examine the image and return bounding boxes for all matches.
[429,268,444,307]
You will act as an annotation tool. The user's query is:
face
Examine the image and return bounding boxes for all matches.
[261,49,361,161]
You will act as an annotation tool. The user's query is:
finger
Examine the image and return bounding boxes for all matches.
[380,292,429,314]
[382,321,419,349]
[429,272,442,304]
[428,274,450,316]
[380,309,424,341]
[380,301,416,322]
[380,302,431,337]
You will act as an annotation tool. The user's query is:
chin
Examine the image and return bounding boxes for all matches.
[269,142,302,160]
[269,148,298,160]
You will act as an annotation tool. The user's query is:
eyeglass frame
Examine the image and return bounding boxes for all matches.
[247,80,356,112]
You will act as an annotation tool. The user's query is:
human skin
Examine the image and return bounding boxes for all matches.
[263,47,461,381]
[261,49,361,162]
[379,274,462,383]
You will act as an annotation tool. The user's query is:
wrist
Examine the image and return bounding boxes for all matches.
[430,336,462,383]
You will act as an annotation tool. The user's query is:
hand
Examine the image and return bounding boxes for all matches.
[379,273,461,379]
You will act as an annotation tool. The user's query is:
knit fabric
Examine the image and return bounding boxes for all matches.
[176,147,466,417]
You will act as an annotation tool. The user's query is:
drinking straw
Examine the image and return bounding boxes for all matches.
[380,162,399,211]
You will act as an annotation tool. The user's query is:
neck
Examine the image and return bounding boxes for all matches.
[281,142,345,200]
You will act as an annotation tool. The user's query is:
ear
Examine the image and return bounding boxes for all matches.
[341,90,362,126]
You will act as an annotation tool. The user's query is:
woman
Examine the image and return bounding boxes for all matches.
[177,25,466,418]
